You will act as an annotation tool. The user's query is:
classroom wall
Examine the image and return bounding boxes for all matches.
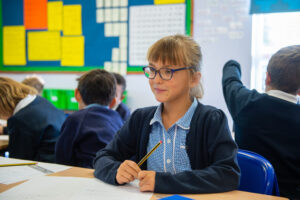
[194,0,252,128]
[1,0,252,128]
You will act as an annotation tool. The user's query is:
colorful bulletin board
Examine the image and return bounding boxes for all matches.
[0,0,192,74]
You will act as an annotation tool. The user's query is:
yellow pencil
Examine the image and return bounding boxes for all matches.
[0,162,37,167]
[138,141,162,167]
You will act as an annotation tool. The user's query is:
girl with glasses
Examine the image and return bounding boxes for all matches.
[94,34,240,194]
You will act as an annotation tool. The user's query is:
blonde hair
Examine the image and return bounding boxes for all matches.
[147,34,204,98]
[0,77,37,118]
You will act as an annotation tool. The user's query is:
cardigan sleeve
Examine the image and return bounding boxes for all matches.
[154,109,240,194]
[222,60,262,119]
[93,109,141,185]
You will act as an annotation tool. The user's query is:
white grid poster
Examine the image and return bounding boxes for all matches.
[129,4,186,66]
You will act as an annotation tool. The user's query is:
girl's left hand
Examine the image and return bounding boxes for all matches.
[138,170,156,192]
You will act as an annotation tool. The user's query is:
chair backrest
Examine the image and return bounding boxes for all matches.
[237,149,280,195]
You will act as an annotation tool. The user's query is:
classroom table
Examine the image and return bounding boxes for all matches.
[0,165,287,200]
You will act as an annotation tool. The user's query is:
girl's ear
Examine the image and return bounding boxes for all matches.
[190,71,201,88]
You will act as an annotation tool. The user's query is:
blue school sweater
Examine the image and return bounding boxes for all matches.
[55,105,123,168]
[7,96,66,163]
[116,102,130,122]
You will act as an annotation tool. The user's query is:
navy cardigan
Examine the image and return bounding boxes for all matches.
[7,96,66,162]
[94,103,240,194]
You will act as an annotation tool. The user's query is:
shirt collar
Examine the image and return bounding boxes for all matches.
[85,103,109,109]
[266,90,297,104]
[13,94,37,115]
[150,98,198,130]
[150,103,163,126]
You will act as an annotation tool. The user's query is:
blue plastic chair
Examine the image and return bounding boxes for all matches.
[237,149,280,196]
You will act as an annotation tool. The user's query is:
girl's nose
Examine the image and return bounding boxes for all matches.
[153,72,163,83]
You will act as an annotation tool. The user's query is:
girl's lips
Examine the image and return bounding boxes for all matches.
[154,88,166,93]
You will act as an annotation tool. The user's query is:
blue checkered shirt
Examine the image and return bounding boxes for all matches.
[146,98,198,174]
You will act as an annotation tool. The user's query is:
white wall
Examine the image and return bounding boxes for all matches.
[193,0,252,128]
[1,0,252,128]
[0,73,79,89]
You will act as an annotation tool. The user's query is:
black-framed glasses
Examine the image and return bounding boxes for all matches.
[143,66,194,80]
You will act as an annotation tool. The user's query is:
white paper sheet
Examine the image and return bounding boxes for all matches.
[0,166,44,184]
[112,48,120,61]
[96,9,104,23]
[96,0,104,8]
[37,162,70,173]
[0,176,153,200]
[0,157,70,184]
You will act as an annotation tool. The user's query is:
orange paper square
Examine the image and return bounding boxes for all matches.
[24,0,47,30]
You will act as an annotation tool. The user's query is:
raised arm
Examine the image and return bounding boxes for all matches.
[222,60,262,119]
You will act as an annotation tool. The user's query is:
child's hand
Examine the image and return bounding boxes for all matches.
[116,160,141,184]
[138,170,156,192]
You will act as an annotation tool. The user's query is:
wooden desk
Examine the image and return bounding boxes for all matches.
[0,135,9,151]
[0,166,287,200]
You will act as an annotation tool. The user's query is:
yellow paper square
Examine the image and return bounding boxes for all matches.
[63,5,82,36]
[28,31,61,61]
[3,26,26,65]
[61,36,84,66]
[48,1,63,31]
[154,0,185,4]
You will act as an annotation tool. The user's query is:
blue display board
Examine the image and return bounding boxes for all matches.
[0,0,192,73]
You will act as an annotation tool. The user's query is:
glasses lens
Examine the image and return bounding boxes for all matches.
[144,67,155,79]
[160,68,172,80]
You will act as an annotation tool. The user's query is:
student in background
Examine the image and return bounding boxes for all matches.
[0,77,66,162]
[0,75,45,136]
[22,75,45,95]
[222,45,300,199]
[55,69,123,168]
[94,35,240,193]
[112,73,131,122]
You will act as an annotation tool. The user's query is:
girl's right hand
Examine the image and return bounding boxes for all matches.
[116,160,141,184]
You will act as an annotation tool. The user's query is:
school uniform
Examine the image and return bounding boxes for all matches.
[55,104,123,168]
[116,102,130,122]
[7,95,66,163]
[222,60,300,199]
[94,100,240,194]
